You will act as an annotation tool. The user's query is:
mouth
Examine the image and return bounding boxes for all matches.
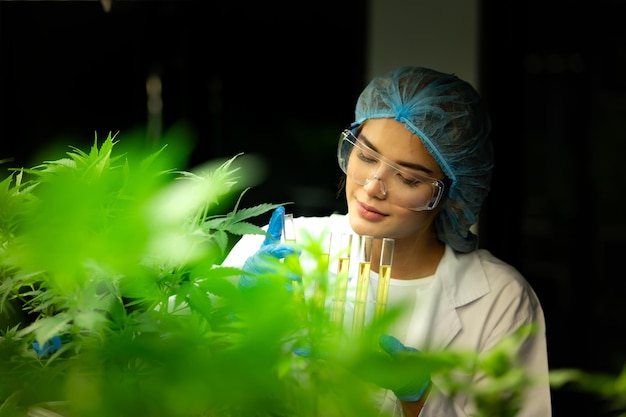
[355,201,388,220]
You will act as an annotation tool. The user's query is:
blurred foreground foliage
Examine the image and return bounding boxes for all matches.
[0,130,619,417]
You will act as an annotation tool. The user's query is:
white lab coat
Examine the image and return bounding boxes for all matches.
[223,214,551,417]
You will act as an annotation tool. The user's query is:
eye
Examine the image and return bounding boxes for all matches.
[356,149,377,164]
[396,172,422,187]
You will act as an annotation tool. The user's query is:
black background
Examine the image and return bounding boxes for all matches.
[2,1,626,416]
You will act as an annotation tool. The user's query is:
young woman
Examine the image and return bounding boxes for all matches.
[224,66,551,417]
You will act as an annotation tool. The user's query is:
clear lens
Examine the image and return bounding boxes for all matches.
[337,130,446,211]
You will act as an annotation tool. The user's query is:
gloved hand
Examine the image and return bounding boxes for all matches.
[297,334,431,403]
[377,334,431,402]
[238,206,301,291]
[32,335,63,358]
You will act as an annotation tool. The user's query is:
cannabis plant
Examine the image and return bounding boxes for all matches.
[0,130,541,417]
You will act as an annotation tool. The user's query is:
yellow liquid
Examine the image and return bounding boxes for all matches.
[313,253,330,310]
[352,261,371,335]
[375,264,392,322]
[320,253,330,270]
[331,257,351,328]
[282,239,301,275]
[283,238,304,303]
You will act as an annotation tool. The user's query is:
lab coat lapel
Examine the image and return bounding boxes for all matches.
[404,246,490,351]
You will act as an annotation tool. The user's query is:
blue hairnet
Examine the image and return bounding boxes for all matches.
[351,66,493,253]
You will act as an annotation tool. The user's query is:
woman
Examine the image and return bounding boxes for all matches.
[223,66,551,417]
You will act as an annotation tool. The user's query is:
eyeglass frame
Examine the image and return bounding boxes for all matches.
[337,129,449,211]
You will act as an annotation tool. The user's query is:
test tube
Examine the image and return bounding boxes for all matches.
[331,233,353,329]
[283,213,303,296]
[374,238,394,324]
[352,235,373,336]
[313,232,332,313]
[283,212,296,244]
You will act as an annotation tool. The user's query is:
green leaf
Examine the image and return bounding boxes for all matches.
[224,221,267,236]
[19,313,71,345]
[226,203,287,223]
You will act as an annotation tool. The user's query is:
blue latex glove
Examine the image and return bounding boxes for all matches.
[296,335,430,403]
[32,335,62,358]
[238,206,301,291]
[378,334,431,402]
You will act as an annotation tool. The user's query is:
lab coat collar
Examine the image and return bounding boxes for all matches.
[405,245,491,350]
[438,245,490,308]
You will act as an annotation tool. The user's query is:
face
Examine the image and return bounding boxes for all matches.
[345,118,445,242]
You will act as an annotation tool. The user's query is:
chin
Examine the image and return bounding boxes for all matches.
[347,210,384,237]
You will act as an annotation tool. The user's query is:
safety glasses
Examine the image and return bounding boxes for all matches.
[337,129,447,211]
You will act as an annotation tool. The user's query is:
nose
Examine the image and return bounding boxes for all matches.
[363,173,387,198]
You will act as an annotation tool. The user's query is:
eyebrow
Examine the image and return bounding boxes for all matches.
[359,133,437,176]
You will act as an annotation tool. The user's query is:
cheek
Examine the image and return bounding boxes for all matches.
[387,211,428,237]
[344,177,357,198]
[386,206,440,238]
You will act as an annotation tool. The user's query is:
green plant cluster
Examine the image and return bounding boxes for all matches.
[0,131,549,417]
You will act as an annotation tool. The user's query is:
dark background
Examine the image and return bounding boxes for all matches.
[0,0,361,216]
[2,1,626,416]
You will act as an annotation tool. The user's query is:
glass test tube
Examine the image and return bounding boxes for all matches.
[374,238,394,324]
[283,213,303,294]
[352,235,373,336]
[283,213,296,244]
[313,232,332,312]
[331,233,353,329]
